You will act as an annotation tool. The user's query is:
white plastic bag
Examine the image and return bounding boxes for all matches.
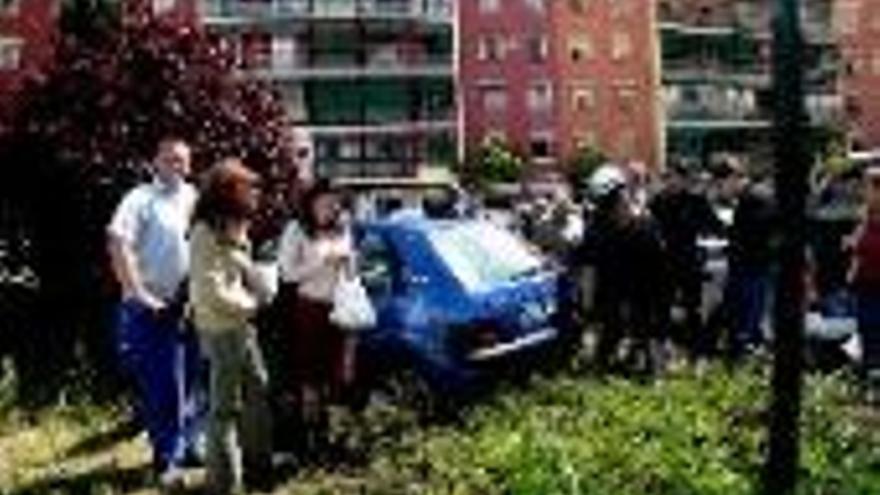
[330,273,377,331]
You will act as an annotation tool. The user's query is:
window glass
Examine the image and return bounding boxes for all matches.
[427,222,544,292]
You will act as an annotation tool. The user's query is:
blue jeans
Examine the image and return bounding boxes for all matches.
[856,291,880,372]
[725,267,770,356]
[116,299,204,471]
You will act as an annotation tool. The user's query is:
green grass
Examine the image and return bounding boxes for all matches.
[1,363,878,494]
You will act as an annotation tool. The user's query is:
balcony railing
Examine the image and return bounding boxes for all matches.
[666,101,771,129]
[663,60,771,87]
[201,0,453,23]
[806,94,845,125]
[244,54,454,80]
[666,95,842,128]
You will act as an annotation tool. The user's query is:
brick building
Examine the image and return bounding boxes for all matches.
[553,0,662,170]
[0,0,56,111]
[836,0,880,152]
[459,0,663,176]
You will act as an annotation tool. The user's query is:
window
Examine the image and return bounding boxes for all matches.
[0,37,22,70]
[527,81,554,112]
[240,32,272,69]
[478,35,506,62]
[836,2,859,35]
[527,35,549,63]
[615,82,638,113]
[569,0,586,14]
[272,37,298,70]
[571,82,597,112]
[480,83,508,112]
[340,139,361,160]
[479,0,500,13]
[530,134,554,160]
[609,0,632,18]
[358,232,398,295]
[569,35,593,62]
[611,31,633,60]
[616,129,637,158]
[1,0,19,15]
[484,129,507,143]
[524,0,545,12]
[153,0,176,14]
[427,222,544,292]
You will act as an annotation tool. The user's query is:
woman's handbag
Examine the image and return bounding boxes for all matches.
[330,272,377,331]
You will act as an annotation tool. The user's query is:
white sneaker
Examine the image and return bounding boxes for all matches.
[158,466,186,492]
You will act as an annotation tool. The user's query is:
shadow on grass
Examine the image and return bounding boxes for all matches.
[8,463,152,495]
[61,417,142,460]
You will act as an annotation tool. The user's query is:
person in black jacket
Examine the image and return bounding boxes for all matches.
[650,163,725,357]
[582,165,668,375]
[718,161,777,358]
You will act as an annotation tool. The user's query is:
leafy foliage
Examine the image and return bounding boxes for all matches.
[471,137,525,188]
[568,145,608,190]
[0,6,297,403]
[3,365,877,494]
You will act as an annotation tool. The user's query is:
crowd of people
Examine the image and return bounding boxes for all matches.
[516,156,875,386]
[105,135,879,493]
[556,159,778,375]
[107,136,362,493]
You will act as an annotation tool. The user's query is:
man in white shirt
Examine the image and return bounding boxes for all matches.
[107,137,201,486]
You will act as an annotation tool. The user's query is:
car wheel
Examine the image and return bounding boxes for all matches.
[377,368,458,424]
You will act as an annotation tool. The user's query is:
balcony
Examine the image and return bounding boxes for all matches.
[806,94,845,125]
[663,60,770,87]
[302,119,457,136]
[244,53,453,80]
[665,100,772,130]
[659,1,833,46]
[201,0,454,25]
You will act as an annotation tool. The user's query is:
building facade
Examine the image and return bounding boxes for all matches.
[459,0,662,175]
[553,0,662,170]
[658,0,843,169]
[836,0,880,152]
[200,0,458,178]
[0,0,55,112]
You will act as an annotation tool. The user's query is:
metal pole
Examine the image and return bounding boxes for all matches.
[765,0,810,493]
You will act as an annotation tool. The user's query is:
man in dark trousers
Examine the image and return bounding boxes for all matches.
[719,159,777,358]
[650,162,725,357]
[582,165,668,375]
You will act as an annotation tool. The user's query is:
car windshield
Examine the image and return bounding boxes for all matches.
[427,222,545,292]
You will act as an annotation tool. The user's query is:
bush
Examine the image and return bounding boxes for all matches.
[287,366,880,495]
[568,145,608,194]
[469,137,525,189]
[0,6,297,404]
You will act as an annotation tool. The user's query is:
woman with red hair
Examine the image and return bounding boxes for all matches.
[189,158,274,494]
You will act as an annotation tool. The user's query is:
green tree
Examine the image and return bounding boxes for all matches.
[0,7,297,404]
[471,137,524,189]
[567,145,607,195]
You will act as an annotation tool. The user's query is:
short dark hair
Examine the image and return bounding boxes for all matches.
[157,135,188,153]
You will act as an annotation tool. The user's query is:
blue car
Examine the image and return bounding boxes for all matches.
[353,217,567,401]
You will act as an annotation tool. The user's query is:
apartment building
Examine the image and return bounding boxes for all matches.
[837,0,880,152]
[0,0,55,110]
[200,0,458,178]
[459,0,662,175]
[659,0,843,168]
